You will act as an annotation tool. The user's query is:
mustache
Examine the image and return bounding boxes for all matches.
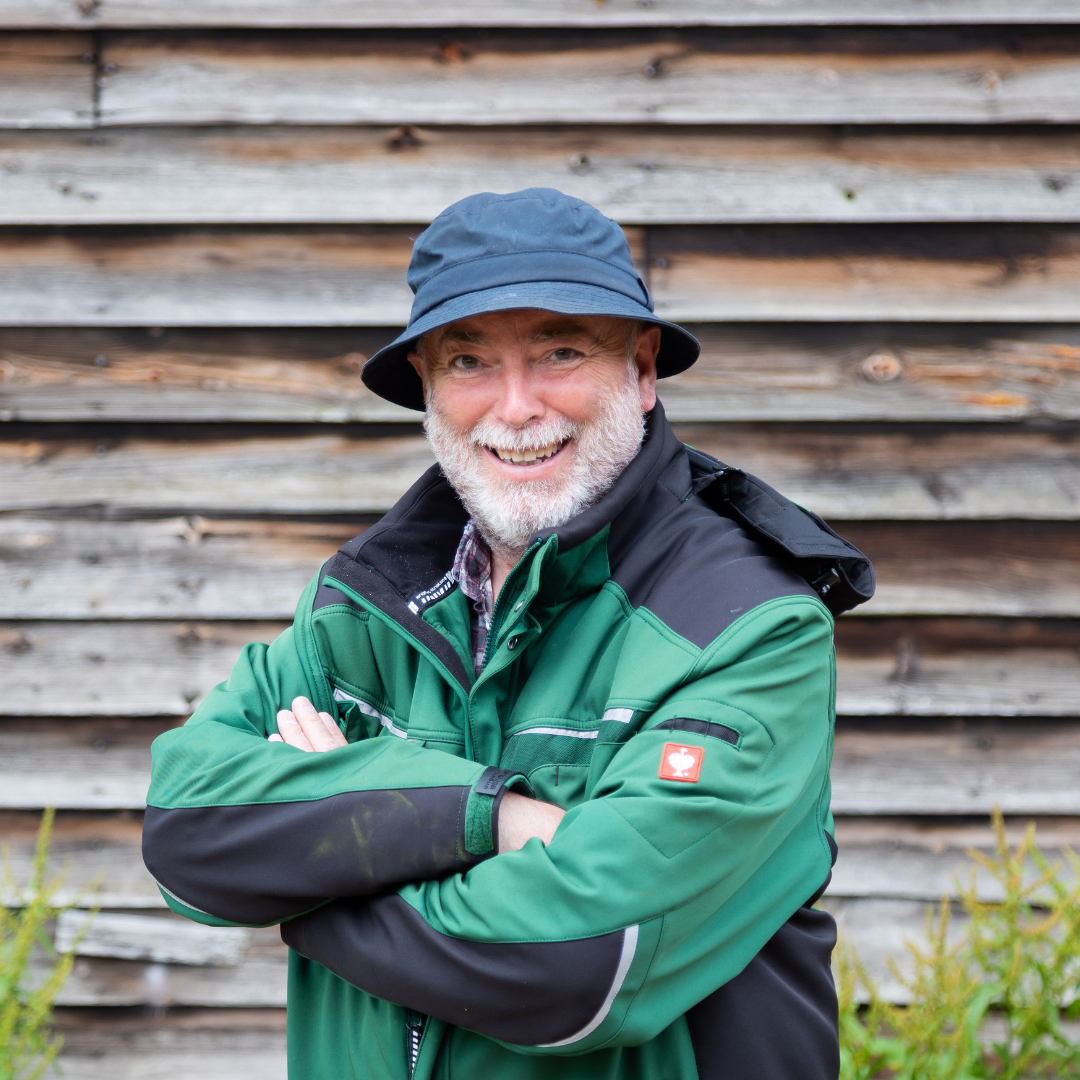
[465,415,577,454]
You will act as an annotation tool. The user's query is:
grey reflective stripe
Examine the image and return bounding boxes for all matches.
[602,708,635,724]
[514,726,599,740]
[332,687,408,739]
[155,878,215,918]
[537,925,640,1048]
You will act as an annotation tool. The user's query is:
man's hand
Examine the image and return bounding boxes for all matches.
[269,699,564,850]
[497,791,565,853]
[269,696,348,752]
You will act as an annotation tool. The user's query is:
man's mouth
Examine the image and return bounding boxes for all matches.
[487,440,568,466]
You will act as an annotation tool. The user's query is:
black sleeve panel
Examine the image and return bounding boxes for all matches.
[688,904,840,1080]
[142,786,480,925]
[281,893,628,1046]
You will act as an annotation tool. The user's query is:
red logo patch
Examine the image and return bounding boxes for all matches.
[659,742,704,783]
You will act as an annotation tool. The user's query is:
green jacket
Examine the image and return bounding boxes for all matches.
[143,406,864,1080]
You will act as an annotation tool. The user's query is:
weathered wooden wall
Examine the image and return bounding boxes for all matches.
[1,4,1079,1076]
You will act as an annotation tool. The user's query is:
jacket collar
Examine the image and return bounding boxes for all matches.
[338,401,683,616]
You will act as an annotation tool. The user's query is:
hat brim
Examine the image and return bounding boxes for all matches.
[360,281,700,412]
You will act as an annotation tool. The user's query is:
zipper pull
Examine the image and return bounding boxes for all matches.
[406,1010,426,1076]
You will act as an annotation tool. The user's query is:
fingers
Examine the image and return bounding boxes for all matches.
[274,710,315,751]
[290,696,348,751]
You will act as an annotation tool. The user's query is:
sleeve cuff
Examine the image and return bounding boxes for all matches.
[464,767,528,856]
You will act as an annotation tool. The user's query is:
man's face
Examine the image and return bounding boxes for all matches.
[407,309,661,556]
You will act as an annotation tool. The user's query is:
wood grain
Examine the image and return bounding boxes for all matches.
[2,424,1076,520]
[5,0,1080,29]
[44,926,289,1007]
[0,624,284,719]
[4,682,1080,795]
[7,126,1080,225]
[843,521,1080,618]
[5,324,1080,422]
[12,226,1080,329]
[2,517,1076,620]
[9,811,1077,911]
[829,816,1080,902]
[0,811,164,908]
[0,517,358,619]
[651,224,1080,322]
[0,228,416,328]
[54,1011,287,1080]
[94,29,1080,127]
[56,910,251,966]
[0,33,93,129]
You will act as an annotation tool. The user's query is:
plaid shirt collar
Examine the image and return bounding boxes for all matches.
[452,520,493,675]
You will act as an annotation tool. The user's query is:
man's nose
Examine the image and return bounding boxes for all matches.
[493,362,546,428]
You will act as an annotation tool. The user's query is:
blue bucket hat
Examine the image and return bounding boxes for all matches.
[361,187,700,410]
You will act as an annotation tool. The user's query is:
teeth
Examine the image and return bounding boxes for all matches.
[493,442,562,464]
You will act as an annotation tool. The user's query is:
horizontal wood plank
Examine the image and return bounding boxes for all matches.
[828,816,1080,901]
[7,127,1080,225]
[3,518,1077,619]
[41,900,937,1007]
[52,1010,287,1080]
[0,517,358,619]
[0,33,93,129]
[6,0,1080,29]
[45,926,289,1007]
[0,811,164,908]
[56,910,251,966]
[6,710,1080,808]
[13,226,1080,328]
[0,228,417,329]
[651,224,1080,322]
[2,425,1076,520]
[94,29,1080,127]
[11,812,1078,910]
[0,625,284,719]
[5,325,1080,422]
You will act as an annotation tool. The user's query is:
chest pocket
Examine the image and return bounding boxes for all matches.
[499,725,600,809]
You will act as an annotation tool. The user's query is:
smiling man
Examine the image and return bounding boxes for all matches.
[143,188,874,1080]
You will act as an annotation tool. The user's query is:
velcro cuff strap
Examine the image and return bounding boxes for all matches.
[464,767,526,856]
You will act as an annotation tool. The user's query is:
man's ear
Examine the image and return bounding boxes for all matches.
[634,325,661,412]
[406,350,428,396]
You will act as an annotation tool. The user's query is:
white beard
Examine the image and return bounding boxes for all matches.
[425,367,646,561]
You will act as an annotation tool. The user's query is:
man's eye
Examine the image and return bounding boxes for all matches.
[451,354,480,370]
[550,348,579,361]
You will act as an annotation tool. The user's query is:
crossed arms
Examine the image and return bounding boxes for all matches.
[143,596,834,1052]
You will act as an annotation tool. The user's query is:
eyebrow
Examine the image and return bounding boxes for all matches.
[436,328,488,348]
[532,322,592,343]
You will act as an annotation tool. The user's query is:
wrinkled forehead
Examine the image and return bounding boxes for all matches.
[422,310,632,357]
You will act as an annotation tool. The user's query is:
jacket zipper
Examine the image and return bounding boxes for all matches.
[406,1010,425,1077]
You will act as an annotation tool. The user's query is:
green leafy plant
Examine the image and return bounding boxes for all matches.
[0,809,93,1080]
[839,809,1080,1079]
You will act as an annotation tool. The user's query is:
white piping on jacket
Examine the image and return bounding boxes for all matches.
[537,925,640,1047]
[602,708,635,724]
[332,687,408,739]
[514,725,599,740]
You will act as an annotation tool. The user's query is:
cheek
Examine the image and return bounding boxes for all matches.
[430,376,496,430]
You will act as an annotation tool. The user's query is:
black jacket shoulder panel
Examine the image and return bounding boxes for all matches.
[608,451,816,649]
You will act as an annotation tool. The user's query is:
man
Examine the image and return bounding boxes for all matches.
[143,188,873,1080]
